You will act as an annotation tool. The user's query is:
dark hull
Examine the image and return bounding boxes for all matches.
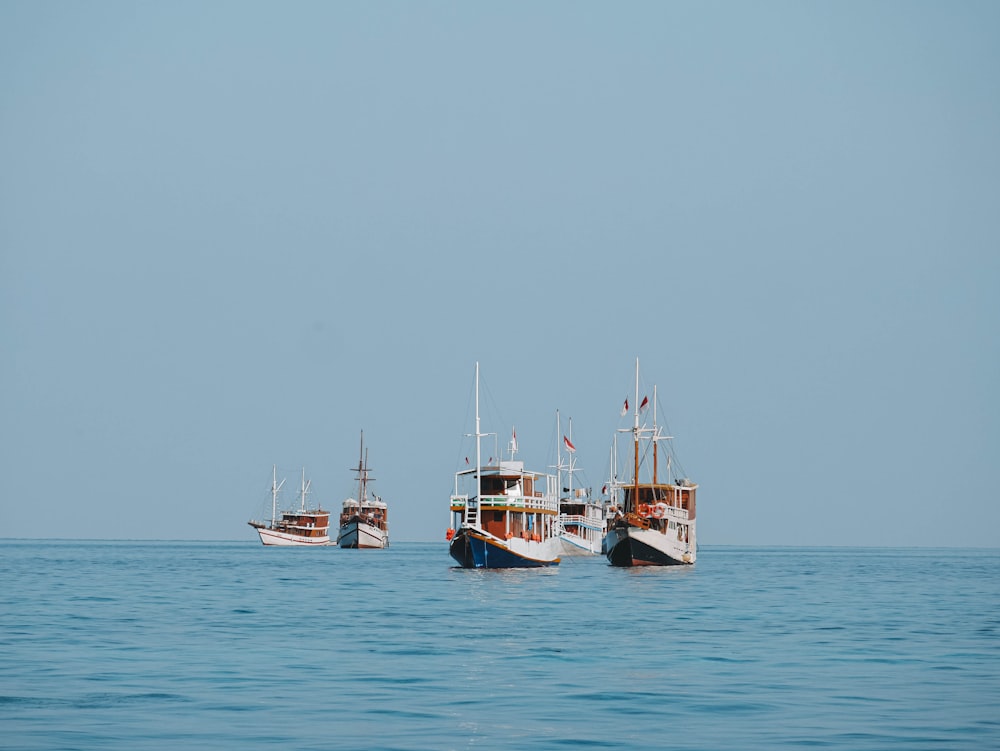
[604,526,690,567]
[449,530,476,568]
[449,529,559,569]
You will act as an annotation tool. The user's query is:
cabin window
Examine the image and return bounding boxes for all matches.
[482,477,503,495]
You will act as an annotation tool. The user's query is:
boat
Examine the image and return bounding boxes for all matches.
[603,359,698,566]
[553,412,606,556]
[248,466,331,546]
[447,362,561,568]
[337,432,389,549]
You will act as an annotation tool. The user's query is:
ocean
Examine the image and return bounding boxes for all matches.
[2,541,998,750]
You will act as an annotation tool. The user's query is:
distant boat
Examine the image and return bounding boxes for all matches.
[337,432,389,549]
[248,466,331,546]
[602,359,698,566]
[447,362,561,568]
[553,412,606,556]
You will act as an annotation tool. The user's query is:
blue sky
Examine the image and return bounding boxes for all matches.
[2,2,997,546]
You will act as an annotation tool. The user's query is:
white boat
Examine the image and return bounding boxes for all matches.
[337,432,389,549]
[447,363,561,568]
[248,466,331,546]
[603,359,698,566]
[553,412,606,556]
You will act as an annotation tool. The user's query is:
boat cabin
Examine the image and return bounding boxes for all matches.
[450,461,559,542]
[622,481,696,520]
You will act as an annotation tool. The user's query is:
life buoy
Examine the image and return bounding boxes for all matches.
[445,528,455,541]
[638,503,651,517]
[652,503,667,519]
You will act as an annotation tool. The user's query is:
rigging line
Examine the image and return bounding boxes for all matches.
[452,367,477,475]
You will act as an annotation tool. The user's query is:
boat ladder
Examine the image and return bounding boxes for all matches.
[466,498,479,527]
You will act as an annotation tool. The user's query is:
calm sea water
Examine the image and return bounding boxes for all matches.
[1,541,998,750]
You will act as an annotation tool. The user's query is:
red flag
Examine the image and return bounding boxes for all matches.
[601,484,607,494]
[639,395,649,412]
[511,427,517,451]
[620,398,629,417]
[563,435,576,453]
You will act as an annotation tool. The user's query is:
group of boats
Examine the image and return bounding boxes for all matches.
[249,359,698,569]
[248,432,389,549]
[448,359,697,569]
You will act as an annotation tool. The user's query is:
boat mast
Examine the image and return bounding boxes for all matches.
[475,361,482,504]
[633,357,640,513]
[609,438,616,508]
[652,384,658,485]
[567,416,575,500]
[271,464,281,526]
[299,467,309,511]
[556,409,562,504]
[356,431,367,503]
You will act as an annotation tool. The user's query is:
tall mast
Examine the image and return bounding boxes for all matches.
[652,384,658,485]
[567,416,575,499]
[633,357,640,512]
[354,430,374,504]
[271,464,280,526]
[299,467,309,511]
[556,409,562,503]
[609,438,616,507]
[358,431,365,502]
[475,361,482,503]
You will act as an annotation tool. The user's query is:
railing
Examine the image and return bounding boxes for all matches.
[479,494,559,513]
[661,505,690,522]
[557,513,606,530]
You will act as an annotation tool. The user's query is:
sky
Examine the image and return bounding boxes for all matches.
[2,1,997,547]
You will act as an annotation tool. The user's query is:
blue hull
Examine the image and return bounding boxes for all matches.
[449,529,559,569]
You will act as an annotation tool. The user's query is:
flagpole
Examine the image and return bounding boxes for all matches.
[556,409,562,506]
[567,416,574,500]
[475,361,482,504]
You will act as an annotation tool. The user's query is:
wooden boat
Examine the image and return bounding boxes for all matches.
[447,363,561,568]
[248,466,331,546]
[337,432,389,549]
[553,412,606,556]
[603,359,698,566]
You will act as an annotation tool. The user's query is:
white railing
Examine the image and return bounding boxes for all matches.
[479,494,559,513]
[557,513,606,530]
[661,505,689,522]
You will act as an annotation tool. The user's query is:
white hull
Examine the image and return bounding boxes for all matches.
[604,523,695,566]
[631,524,695,563]
[555,531,603,556]
[338,520,388,549]
[254,526,331,546]
[502,533,561,562]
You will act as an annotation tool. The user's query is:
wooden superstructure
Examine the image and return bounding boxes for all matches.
[248,466,331,546]
[603,359,698,566]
